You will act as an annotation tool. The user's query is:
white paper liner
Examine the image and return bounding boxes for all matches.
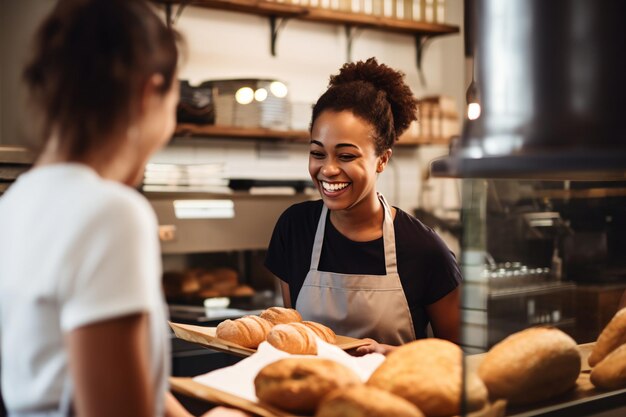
[192,338,386,402]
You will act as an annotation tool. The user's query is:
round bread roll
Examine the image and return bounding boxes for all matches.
[255,358,361,414]
[588,307,626,367]
[478,327,581,405]
[193,269,217,288]
[267,323,318,355]
[231,285,255,297]
[215,315,272,348]
[212,267,239,285]
[260,306,303,325]
[316,385,425,417]
[303,321,337,344]
[367,338,487,417]
[590,343,626,390]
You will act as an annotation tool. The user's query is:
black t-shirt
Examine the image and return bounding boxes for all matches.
[264,200,462,339]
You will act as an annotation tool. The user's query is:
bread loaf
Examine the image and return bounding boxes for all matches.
[367,338,487,417]
[255,358,361,414]
[210,267,239,294]
[316,385,425,417]
[260,306,303,325]
[590,343,626,390]
[588,307,626,367]
[303,321,337,344]
[266,323,318,355]
[230,285,255,297]
[478,327,581,405]
[215,315,272,348]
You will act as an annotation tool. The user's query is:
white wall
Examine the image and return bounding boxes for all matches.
[0,0,465,238]
[154,0,465,216]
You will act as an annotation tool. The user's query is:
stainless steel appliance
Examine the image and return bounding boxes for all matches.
[433,1,626,415]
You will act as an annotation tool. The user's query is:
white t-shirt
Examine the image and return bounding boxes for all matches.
[0,164,168,415]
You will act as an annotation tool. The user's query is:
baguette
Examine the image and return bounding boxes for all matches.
[588,307,626,367]
[215,315,272,348]
[590,343,626,390]
[259,306,303,325]
[266,323,318,355]
[303,321,337,344]
[478,327,581,405]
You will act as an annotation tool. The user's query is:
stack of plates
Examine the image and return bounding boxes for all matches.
[211,79,290,130]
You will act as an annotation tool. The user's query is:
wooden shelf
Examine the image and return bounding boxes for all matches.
[152,0,459,37]
[174,123,450,146]
[175,123,310,142]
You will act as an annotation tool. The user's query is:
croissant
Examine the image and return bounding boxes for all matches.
[590,343,626,389]
[588,307,626,367]
[260,306,303,325]
[266,322,318,355]
[216,315,272,348]
[303,321,337,344]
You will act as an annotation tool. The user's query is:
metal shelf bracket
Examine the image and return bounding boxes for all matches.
[415,34,434,86]
[345,25,362,62]
[163,0,190,27]
[269,16,291,57]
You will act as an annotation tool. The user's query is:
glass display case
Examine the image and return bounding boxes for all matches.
[460,179,626,416]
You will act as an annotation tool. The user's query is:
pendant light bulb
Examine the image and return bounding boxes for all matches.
[466,79,481,120]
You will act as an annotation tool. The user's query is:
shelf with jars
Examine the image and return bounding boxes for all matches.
[151,0,458,70]
[173,123,454,147]
[174,86,459,147]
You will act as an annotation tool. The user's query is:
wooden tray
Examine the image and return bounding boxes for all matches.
[170,377,507,417]
[170,377,297,417]
[169,322,371,357]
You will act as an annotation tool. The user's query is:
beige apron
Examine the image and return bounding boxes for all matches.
[296,194,416,345]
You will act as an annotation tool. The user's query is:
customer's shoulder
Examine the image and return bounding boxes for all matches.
[83,180,155,229]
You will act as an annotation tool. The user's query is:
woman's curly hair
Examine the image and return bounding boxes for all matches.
[311,57,418,155]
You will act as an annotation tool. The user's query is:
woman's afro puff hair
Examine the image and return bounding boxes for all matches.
[311,57,418,155]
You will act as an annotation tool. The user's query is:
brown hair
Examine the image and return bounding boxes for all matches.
[311,57,418,155]
[23,0,180,159]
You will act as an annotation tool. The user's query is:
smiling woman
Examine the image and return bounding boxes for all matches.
[264,58,462,355]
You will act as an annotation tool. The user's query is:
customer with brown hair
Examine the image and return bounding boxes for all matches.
[265,58,461,355]
[0,1,245,416]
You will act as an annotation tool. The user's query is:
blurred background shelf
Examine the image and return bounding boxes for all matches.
[174,124,310,142]
[152,0,460,37]
[174,123,452,146]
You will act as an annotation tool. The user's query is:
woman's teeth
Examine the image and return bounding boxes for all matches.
[321,181,350,192]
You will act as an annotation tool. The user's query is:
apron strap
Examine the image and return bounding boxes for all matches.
[378,193,398,275]
[309,204,328,270]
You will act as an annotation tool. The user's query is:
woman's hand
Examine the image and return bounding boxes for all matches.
[349,338,397,356]
[200,407,252,417]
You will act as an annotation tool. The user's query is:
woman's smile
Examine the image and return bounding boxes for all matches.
[319,180,352,196]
